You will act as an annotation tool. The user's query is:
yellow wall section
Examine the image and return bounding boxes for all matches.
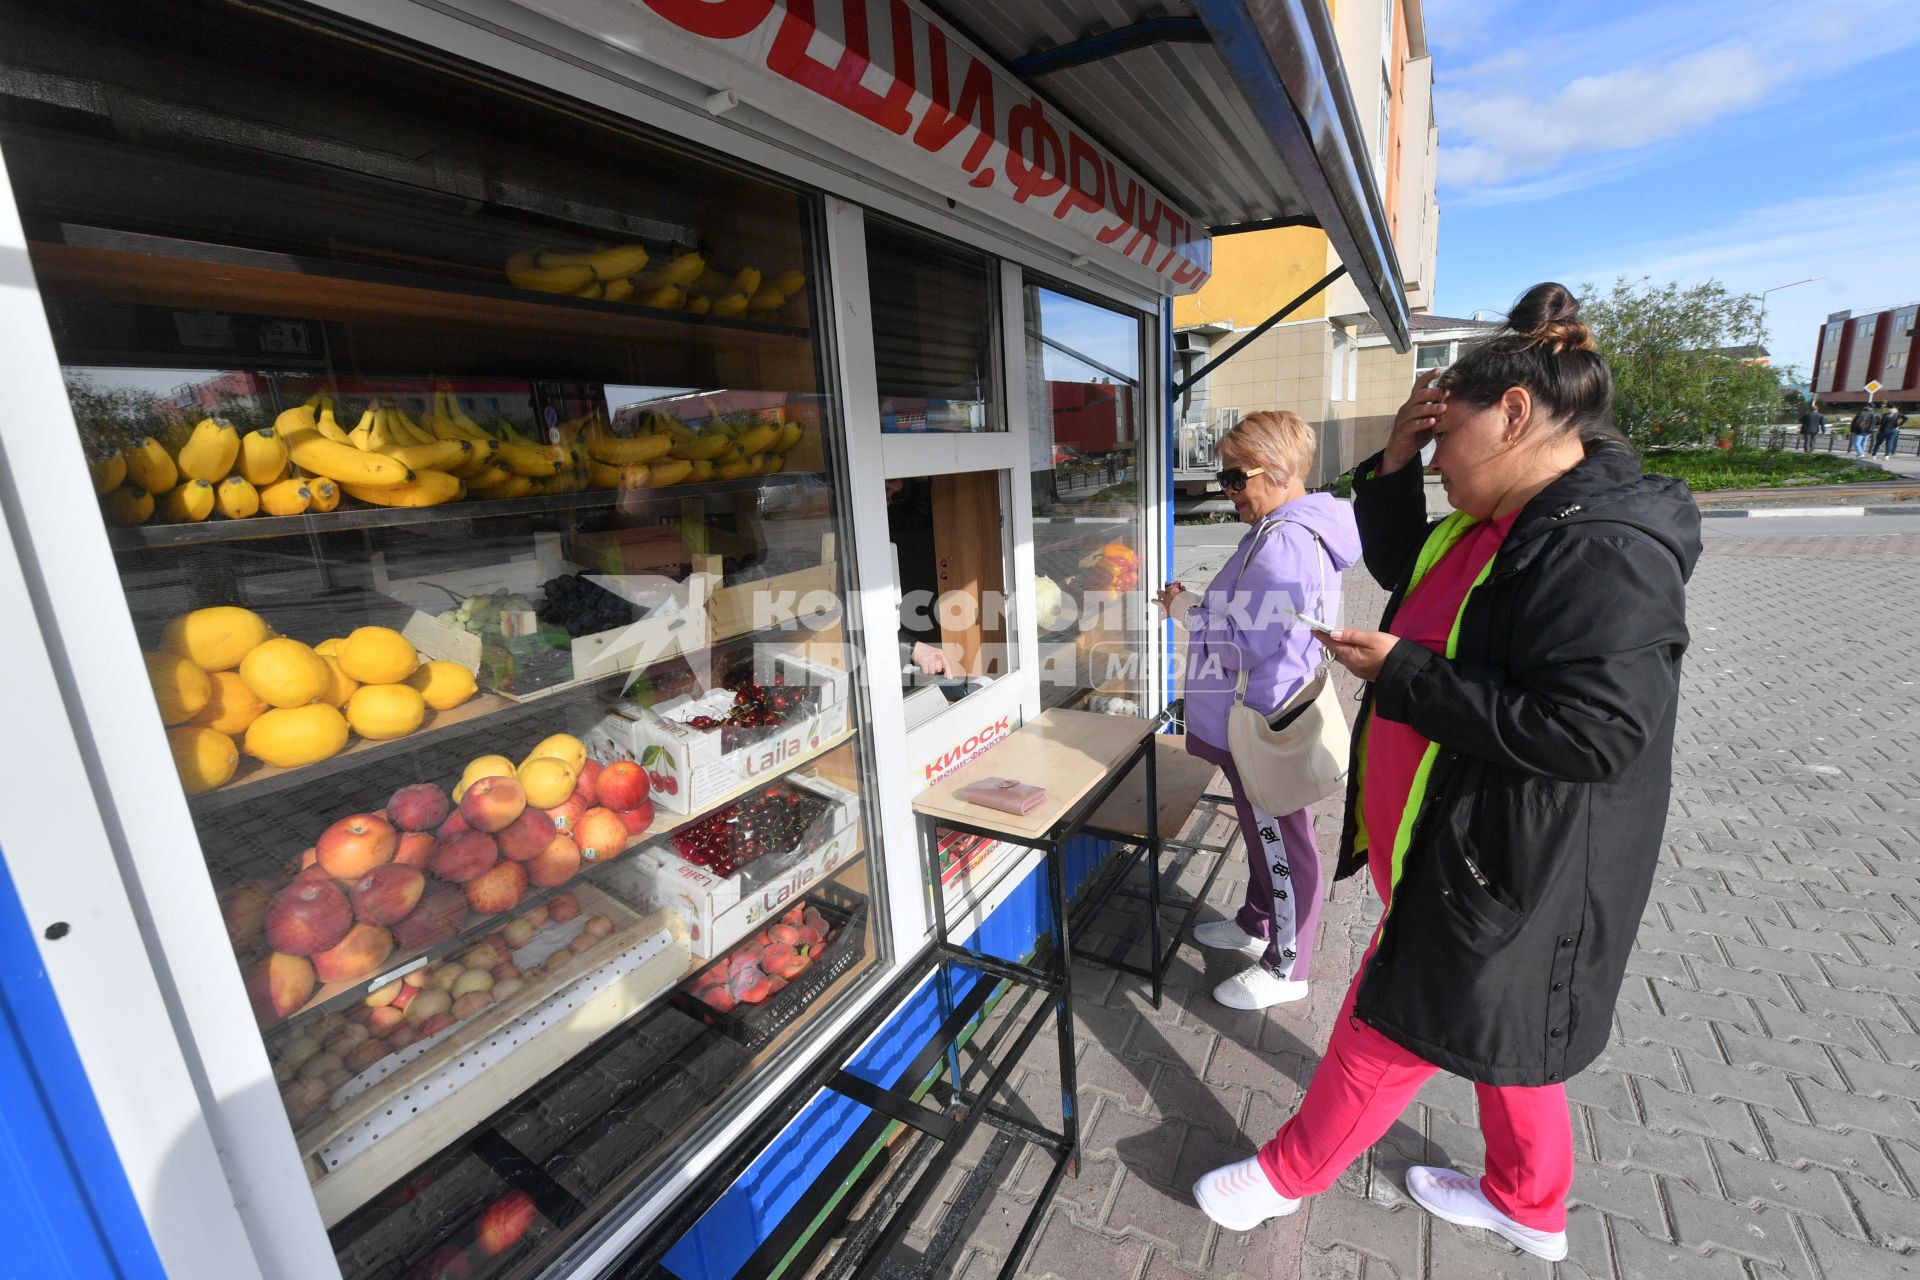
[1171,226,1331,329]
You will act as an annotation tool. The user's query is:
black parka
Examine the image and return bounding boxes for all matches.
[1336,444,1701,1086]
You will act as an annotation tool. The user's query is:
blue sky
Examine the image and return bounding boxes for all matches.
[1425,0,1920,376]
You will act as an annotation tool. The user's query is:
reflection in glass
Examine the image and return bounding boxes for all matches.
[867,218,1000,432]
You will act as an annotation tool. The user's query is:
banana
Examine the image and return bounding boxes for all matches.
[177,419,240,483]
[465,462,512,489]
[215,476,260,519]
[763,453,786,474]
[733,267,762,297]
[686,295,712,315]
[384,439,473,473]
[636,284,686,311]
[774,422,805,452]
[448,444,493,478]
[733,424,780,455]
[283,427,415,487]
[747,285,788,312]
[491,441,559,477]
[602,277,633,302]
[714,459,753,482]
[670,431,734,461]
[343,470,463,508]
[505,250,593,293]
[692,266,730,295]
[315,403,353,445]
[103,485,155,526]
[771,270,806,296]
[260,478,312,516]
[88,454,126,495]
[467,473,534,501]
[584,420,674,465]
[239,428,289,485]
[123,437,178,495]
[307,478,341,513]
[385,404,436,447]
[538,243,651,281]
[573,280,605,300]
[443,394,493,441]
[160,478,216,522]
[346,406,377,452]
[710,292,750,318]
[586,458,653,489]
[649,250,705,290]
[686,459,715,483]
[648,459,694,487]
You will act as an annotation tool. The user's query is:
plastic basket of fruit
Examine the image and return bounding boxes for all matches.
[663,780,840,888]
[671,887,867,1047]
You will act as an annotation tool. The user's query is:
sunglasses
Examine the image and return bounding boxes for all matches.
[1215,466,1266,491]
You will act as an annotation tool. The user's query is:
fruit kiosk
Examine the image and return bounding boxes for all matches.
[0,1,1407,1277]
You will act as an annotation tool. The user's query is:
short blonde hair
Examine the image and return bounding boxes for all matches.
[1221,410,1315,482]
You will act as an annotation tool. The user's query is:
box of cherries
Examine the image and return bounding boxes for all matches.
[621,650,850,814]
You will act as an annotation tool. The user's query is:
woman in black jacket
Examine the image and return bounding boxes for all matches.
[1192,284,1701,1262]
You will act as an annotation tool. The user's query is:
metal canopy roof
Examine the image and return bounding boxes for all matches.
[934,0,1413,351]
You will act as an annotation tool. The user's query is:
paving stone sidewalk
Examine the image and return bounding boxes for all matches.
[894,528,1920,1279]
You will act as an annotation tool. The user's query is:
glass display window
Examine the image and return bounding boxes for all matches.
[1024,283,1151,714]
[866,217,1002,433]
[2,0,885,1274]
[890,470,1016,731]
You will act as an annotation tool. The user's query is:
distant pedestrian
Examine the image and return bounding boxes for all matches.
[1849,406,1876,457]
[1799,406,1825,453]
[1871,406,1906,458]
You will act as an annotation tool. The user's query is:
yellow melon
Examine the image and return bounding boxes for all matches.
[335,627,419,684]
[144,651,212,726]
[517,755,578,808]
[345,683,426,741]
[405,660,478,711]
[238,637,329,709]
[160,606,271,672]
[455,754,518,801]
[320,656,359,709]
[313,637,345,658]
[244,704,349,768]
[520,732,587,774]
[190,670,267,735]
[167,726,238,794]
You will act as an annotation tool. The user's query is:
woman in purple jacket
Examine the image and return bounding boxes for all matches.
[1158,410,1361,1010]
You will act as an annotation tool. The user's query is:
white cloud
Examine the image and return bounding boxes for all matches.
[1563,167,1920,373]
[1433,0,1920,195]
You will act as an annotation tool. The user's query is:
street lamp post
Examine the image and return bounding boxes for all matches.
[1758,276,1821,333]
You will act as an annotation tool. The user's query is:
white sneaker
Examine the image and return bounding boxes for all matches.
[1193,919,1266,958]
[1193,1156,1300,1230]
[1405,1165,1569,1261]
[1213,964,1308,1010]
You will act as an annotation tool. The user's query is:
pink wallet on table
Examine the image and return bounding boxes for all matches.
[956,777,1048,815]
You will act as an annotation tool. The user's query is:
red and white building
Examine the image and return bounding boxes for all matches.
[1813,304,1920,406]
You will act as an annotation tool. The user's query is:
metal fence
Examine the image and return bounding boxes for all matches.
[1738,425,1919,459]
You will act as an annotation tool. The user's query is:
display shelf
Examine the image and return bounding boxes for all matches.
[106,475,814,550]
[29,238,812,348]
[257,727,859,1028]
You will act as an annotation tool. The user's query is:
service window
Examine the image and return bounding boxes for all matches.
[3,1,885,1273]
[890,469,1016,731]
[867,218,1002,433]
[1025,283,1151,713]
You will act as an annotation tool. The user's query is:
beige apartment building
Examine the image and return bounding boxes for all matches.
[1172,0,1446,491]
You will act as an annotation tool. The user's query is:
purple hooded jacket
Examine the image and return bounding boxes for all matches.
[1181,493,1361,750]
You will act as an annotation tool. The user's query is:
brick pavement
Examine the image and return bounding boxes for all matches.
[884,526,1920,1279]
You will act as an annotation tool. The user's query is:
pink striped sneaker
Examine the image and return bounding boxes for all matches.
[1192,1156,1301,1231]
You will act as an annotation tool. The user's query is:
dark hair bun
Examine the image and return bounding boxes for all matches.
[1508,282,1595,354]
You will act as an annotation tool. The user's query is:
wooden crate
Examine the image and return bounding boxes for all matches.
[699,532,836,640]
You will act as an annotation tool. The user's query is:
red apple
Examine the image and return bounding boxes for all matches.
[393,831,437,869]
[496,806,557,861]
[265,880,353,956]
[526,833,581,888]
[459,776,527,833]
[349,865,426,926]
[435,809,473,842]
[431,831,500,883]
[697,985,737,1013]
[312,924,394,984]
[596,760,647,811]
[614,802,653,835]
[246,952,315,1025]
[366,1005,405,1034]
[317,813,398,880]
[416,1012,456,1038]
[390,983,419,1010]
[574,807,628,863]
[572,758,603,806]
[386,1023,420,1052]
[548,893,579,924]
[466,860,528,916]
[543,794,588,834]
[391,883,470,948]
[476,1190,538,1257]
[387,783,451,833]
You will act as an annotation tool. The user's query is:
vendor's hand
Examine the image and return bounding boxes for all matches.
[910,641,949,675]
[1379,370,1448,476]
[1315,628,1400,682]
[1154,582,1186,615]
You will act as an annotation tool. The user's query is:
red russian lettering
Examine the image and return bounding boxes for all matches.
[642,0,775,40]
[767,0,915,135]
[1053,129,1106,221]
[1096,157,1143,246]
[1005,97,1066,204]
[913,23,996,173]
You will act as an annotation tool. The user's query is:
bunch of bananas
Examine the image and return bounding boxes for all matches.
[578,410,807,491]
[504,243,806,323]
[98,416,340,526]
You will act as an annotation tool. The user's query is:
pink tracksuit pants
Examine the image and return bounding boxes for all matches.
[1255,853,1574,1231]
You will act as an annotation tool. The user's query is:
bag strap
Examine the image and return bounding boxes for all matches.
[1231,515,1335,706]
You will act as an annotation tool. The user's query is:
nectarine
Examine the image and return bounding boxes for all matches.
[431,831,500,883]
[349,865,425,926]
[458,775,527,833]
[265,880,352,956]
[574,807,628,863]
[246,951,315,1025]
[526,833,581,889]
[312,924,394,984]
[386,782,450,832]
[465,860,528,916]
[496,806,556,862]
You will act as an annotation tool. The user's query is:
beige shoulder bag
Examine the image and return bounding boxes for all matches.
[1226,519,1352,816]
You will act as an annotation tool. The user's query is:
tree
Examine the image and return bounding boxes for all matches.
[1577,278,1789,448]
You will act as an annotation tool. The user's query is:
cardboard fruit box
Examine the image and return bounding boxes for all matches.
[602,648,851,814]
[599,774,862,959]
